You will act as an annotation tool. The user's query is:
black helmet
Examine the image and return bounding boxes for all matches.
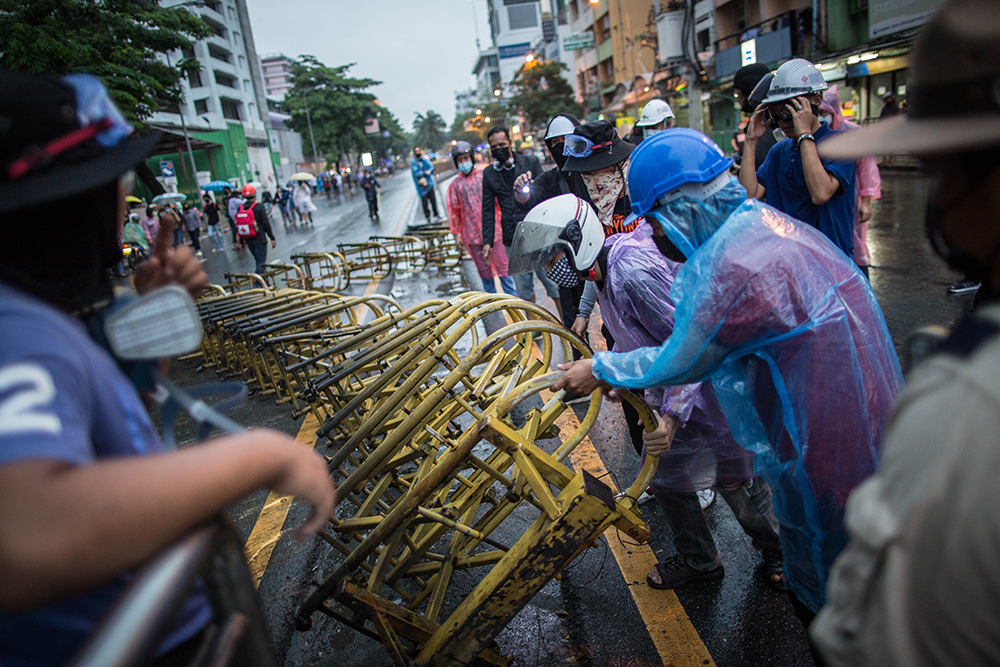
[451,140,474,167]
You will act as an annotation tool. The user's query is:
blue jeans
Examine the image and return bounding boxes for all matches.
[248,242,267,274]
[655,477,781,570]
[481,275,517,295]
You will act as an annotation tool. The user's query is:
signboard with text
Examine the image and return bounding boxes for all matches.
[869,0,944,39]
[498,42,532,59]
[364,118,380,135]
[562,32,594,51]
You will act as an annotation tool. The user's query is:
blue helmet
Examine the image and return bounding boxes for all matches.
[627,128,733,217]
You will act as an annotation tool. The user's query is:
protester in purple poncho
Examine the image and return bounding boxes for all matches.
[508,194,784,591]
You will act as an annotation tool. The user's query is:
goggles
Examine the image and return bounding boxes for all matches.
[563,134,614,158]
[763,105,794,125]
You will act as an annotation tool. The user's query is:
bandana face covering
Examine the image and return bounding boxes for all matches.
[582,159,628,227]
[545,255,581,288]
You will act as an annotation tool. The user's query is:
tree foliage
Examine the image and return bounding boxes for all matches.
[412,110,447,153]
[0,0,211,123]
[283,56,383,171]
[510,60,583,130]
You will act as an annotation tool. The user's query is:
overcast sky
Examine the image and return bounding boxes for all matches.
[244,0,493,131]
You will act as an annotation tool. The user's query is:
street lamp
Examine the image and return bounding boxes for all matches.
[526,53,534,63]
[484,117,491,122]
[493,89,501,97]
[476,108,482,115]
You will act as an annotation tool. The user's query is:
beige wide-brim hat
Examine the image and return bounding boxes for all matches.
[820,0,1000,160]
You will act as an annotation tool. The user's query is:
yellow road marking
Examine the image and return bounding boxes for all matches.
[244,411,321,589]
[549,402,717,667]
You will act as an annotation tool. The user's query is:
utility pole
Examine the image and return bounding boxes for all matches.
[302,90,321,173]
[164,51,200,190]
[684,0,704,132]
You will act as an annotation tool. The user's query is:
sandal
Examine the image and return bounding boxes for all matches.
[763,549,787,591]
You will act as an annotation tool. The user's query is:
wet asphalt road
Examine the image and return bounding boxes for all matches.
[165,167,974,667]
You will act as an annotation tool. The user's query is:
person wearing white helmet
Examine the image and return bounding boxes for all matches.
[634,99,675,142]
[739,57,860,261]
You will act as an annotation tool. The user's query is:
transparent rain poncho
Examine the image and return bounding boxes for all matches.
[593,180,904,611]
[597,225,754,493]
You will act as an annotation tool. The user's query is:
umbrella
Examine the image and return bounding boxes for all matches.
[202,180,232,192]
[151,193,187,206]
[125,196,143,204]
[290,172,316,181]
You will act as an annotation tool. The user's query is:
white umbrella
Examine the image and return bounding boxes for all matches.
[151,192,187,206]
[289,172,316,182]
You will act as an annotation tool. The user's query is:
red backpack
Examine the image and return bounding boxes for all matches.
[234,202,258,239]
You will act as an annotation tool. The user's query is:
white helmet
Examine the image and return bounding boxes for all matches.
[762,58,827,105]
[636,99,675,127]
[545,114,577,140]
[507,194,604,274]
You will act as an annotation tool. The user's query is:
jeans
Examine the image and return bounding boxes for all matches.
[248,242,267,274]
[420,188,439,222]
[367,196,378,217]
[207,223,224,250]
[481,275,517,294]
[187,227,201,253]
[172,225,184,247]
[655,477,782,570]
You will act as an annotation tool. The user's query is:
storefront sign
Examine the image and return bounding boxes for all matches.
[499,42,532,59]
[542,18,556,43]
[562,32,595,51]
[741,39,757,66]
[869,0,945,39]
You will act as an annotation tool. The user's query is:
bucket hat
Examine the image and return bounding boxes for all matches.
[820,0,1000,158]
[0,72,159,216]
[562,120,635,172]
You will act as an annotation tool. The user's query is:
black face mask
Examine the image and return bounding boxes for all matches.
[653,233,687,263]
[546,139,568,169]
[491,146,511,164]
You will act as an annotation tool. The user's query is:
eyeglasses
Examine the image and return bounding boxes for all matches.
[563,134,614,158]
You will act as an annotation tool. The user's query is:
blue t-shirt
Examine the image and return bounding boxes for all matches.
[756,123,857,259]
[0,284,211,666]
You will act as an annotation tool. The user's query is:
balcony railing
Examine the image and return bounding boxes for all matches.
[713,9,812,78]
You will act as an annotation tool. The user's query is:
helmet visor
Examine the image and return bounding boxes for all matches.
[506,220,574,275]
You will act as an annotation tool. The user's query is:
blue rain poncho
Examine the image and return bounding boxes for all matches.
[597,224,754,493]
[592,179,903,612]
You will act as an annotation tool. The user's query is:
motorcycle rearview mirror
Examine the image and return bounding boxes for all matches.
[104,285,203,361]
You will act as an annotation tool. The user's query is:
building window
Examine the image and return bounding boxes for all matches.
[238,55,246,70]
[228,6,237,21]
[208,43,232,64]
[600,15,611,41]
[243,79,251,92]
[181,45,196,60]
[233,31,241,46]
[508,5,537,30]
[188,69,203,88]
[248,103,257,120]
[202,0,221,11]
[214,70,238,88]
[201,15,227,39]
[194,98,210,114]
[220,98,243,121]
[159,102,181,115]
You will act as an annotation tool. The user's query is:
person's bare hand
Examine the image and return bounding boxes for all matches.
[266,435,337,539]
[642,412,679,456]
[271,239,277,249]
[858,197,873,223]
[482,244,492,264]
[603,387,621,403]
[554,359,604,394]
[514,171,533,190]
[571,316,589,338]
[133,212,208,299]
[788,96,814,138]
[746,107,768,142]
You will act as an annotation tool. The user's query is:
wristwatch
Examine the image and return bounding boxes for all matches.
[796,133,816,147]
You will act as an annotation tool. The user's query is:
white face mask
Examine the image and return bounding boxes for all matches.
[819,114,833,125]
[582,159,629,227]
[644,128,663,140]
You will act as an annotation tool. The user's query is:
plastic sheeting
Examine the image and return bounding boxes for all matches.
[592,197,903,612]
[597,224,754,493]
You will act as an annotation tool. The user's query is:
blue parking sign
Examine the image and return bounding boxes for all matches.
[159,160,175,178]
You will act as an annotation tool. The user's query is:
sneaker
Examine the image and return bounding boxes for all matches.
[948,279,981,294]
[637,490,656,505]
[647,555,724,590]
[195,250,203,258]
[697,488,716,511]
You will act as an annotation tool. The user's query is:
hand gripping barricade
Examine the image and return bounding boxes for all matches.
[192,285,661,666]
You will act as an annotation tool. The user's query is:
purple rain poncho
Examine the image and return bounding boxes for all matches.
[592,181,903,612]
[597,224,754,494]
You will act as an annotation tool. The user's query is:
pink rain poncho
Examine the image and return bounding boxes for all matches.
[592,178,903,611]
[820,86,882,266]
[597,224,754,493]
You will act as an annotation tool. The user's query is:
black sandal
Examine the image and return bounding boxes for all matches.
[763,549,787,591]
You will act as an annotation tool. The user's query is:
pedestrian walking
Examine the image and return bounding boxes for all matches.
[226,188,244,250]
[360,169,381,219]
[202,194,224,252]
[276,186,293,227]
[181,201,202,257]
[740,58,859,261]
[445,141,515,295]
[235,184,275,274]
[293,182,316,225]
[140,206,158,246]
[812,2,1000,664]
[410,147,440,223]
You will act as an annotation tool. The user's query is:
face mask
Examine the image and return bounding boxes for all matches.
[643,128,662,140]
[458,161,473,175]
[547,140,568,169]
[491,146,511,165]
[582,160,627,227]
[545,255,581,288]
[819,114,833,126]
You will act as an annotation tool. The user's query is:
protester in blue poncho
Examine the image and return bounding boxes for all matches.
[554,129,903,628]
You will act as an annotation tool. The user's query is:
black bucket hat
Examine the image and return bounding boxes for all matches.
[562,120,634,173]
[0,71,160,215]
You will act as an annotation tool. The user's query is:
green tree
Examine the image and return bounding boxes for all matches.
[283,56,381,172]
[0,0,211,123]
[510,59,583,130]
[412,110,447,153]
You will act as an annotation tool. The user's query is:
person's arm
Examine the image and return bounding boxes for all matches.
[445,184,464,250]
[856,156,881,223]
[785,99,842,205]
[0,430,334,611]
[255,202,275,245]
[739,107,769,200]
[481,173,496,250]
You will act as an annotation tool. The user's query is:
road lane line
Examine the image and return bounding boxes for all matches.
[243,411,321,589]
[548,398,717,667]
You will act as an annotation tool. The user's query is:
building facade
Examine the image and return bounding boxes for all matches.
[260,52,295,100]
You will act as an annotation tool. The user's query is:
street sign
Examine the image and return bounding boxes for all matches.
[562,32,594,51]
[498,42,532,59]
[159,160,175,178]
[741,39,757,66]
[364,118,380,135]
[542,18,556,43]
[382,130,391,138]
